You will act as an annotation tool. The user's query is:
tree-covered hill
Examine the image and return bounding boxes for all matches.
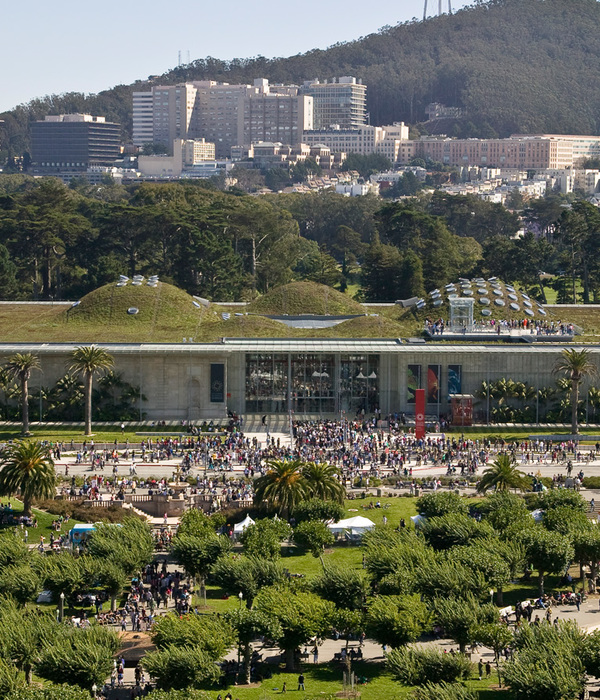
[2,0,600,159]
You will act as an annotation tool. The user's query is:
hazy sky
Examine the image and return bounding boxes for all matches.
[1,0,473,113]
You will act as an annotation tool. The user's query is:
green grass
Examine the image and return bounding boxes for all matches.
[441,426,600,440]
[196,497,417,613]
[214,663,505,699]
[0,497,81,541]
[248,281,364,316]
[0,424,213,444]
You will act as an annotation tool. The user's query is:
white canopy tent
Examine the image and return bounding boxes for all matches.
[327,516,376,537]
[233,515,255,537]
[411,514,427,528]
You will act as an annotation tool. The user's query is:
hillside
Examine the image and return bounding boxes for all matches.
[2,0,600,159]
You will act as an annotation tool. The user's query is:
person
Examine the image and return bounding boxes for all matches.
[281,681,287,693]
[121,423,125,433]
[485,661,491,677]
[591,498,596,512]
[313,646,318,664]
[297,673,305,691]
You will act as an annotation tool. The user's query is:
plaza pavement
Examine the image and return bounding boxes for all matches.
[51,428,600,495]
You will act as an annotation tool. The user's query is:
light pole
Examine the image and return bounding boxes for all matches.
[237,592,243,680]
[59,591,65,622]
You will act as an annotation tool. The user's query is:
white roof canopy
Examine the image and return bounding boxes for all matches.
[233,515,255,533]
[327,516,375,534]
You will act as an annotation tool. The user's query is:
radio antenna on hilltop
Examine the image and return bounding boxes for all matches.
[423,0,452,20]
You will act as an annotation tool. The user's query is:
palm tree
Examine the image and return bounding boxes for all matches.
[476,453,530,494]
[253,459,307,517]
[68,345,114,435]
[302,461,346,503]
[0,441,56,516]
[5,353,41,436]
[553,348,597,435]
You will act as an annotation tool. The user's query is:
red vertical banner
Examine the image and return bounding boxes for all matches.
[415,388,426,439]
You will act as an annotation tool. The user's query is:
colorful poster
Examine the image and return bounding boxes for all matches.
[427,364,440,404]
[407,365,421,404]
[210,363,225,403]
[415,389,426,439]
[447,364,462,398]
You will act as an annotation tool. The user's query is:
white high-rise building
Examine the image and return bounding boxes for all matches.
[132,91,154,147]
[301,77,367,130]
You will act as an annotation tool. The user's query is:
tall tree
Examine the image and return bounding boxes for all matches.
[5,352,40,435]
[0,440,55,516]
[68,345,114,435]
[253,459,307,517]
[302,462,345,503]
[553,348,597,435]
[476,454,531,494]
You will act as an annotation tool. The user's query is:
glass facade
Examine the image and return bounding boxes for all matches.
[245,353,288,414]
[339,355,379,415]
[245,353,379,415]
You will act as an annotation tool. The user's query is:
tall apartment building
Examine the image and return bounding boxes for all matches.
[132,92,154,147]
[31,114,121,171]
[241,92,313,149]
[133,84,199,152]
[132,77,360,158]
[301,77,367,130]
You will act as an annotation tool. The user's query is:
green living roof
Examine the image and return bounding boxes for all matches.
[0,279,594,344]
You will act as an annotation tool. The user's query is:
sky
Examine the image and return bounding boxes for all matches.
[0,0,473,113]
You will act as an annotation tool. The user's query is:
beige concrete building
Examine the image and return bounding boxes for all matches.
[133,77,367,158]
[405,134,600,169]
[137,138,216,177]
[134,79,315,158]
[301,123,409,161]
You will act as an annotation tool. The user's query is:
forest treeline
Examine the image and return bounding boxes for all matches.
[2,0,600,161]
[0,175,597,303]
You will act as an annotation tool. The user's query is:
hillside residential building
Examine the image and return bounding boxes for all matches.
[405,134,600,169]
[302,123,409,161]
[31,114,121,171]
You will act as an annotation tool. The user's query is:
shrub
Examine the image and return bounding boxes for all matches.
[412,682,477,700]
[387,645,472,686]
[293,520,334,556]
[416,492,469,518]
[293,498,344,524]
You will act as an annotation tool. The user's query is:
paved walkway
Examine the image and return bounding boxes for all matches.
[108,594,600,692]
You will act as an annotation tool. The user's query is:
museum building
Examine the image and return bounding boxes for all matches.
[0,338,587,423]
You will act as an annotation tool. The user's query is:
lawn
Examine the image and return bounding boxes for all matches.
[198,497,417,614]
[0,497,80,542]
[0,424,212,445]
[215,663,506,700]
[2,423,598,449]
